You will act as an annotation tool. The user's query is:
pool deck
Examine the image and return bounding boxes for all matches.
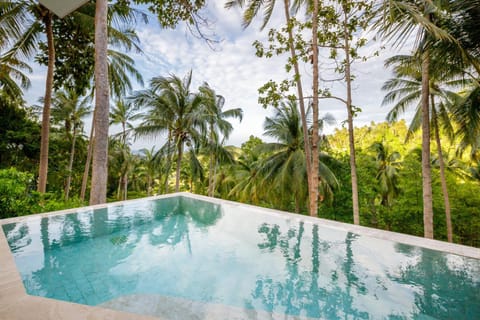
[1,192,479,319]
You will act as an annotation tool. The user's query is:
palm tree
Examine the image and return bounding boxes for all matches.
[51,89,91,201]
[0,1,57,193]
[259,100,338,213]
[139,147,160,196]
[374,0,462,239]
[133,71,205,192]
[109,100,140,146]
[225,0,317,215]
[0,55,31,101]
[90,0,109,204]
[369,142,401,207]
[382,54,465,242]
[198,83,243,197]
[451,85,480,160]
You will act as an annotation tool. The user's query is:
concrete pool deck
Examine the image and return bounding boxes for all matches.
[1,192,479,319]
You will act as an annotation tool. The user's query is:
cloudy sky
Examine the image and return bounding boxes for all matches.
[25,1,412,149]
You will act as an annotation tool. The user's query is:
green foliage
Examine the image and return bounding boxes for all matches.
[133,0,205,27]
[0,98,40,172]
[0,168,35,218]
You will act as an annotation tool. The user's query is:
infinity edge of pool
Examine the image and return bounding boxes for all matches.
[1,192,479,320]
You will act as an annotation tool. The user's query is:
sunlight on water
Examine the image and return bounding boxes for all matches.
[3,196,480,319]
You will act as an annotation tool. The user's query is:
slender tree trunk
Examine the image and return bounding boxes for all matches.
[343,4,360,225]
[283,0,314,213]
[212,159,218,197]
[164,130,173,193]
[175,139,183,192]
[309,0,320,217]
[421,50,434,239]
[432,103,452,242]
[37,12,55,193]
[64,125,78,201]
[90,0,109,205]
[208,148,215,197]
[80,111,95,201]
[147,175,152,196]
[124,175,128,200]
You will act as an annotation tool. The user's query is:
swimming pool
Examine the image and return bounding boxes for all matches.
[1,193,479,319]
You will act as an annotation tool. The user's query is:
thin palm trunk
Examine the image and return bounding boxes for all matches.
[124,175,128,200]
[64,125,78,201]
[37,12,55,193]
[208,152,215,196]
[283,0,314,213]
[80,111,95,201]
[208,126,215,197]
[90,0,109,205]
[164,130,173,193]
[343,3,360,225]
[147,175,152,196]
[309,0,320,217]
[175,137,183,192]
[421,49,434,239]
[431,101,452,242]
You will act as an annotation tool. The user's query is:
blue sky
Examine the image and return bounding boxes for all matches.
[24,1,412,149]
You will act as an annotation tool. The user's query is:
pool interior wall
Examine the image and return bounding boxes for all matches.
[1,192,479,320]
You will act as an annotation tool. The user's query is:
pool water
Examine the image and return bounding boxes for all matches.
[2,196,480,319]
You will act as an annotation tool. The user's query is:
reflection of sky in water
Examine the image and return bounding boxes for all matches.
[2,196,480,319]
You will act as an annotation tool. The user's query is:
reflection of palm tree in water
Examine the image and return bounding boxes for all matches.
[250,224,369,318]
[22,197,223,304]
[390,245,480,319]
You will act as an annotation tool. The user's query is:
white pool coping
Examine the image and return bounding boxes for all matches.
[1,192,479,319]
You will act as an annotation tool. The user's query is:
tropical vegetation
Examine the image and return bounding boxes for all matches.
[0,0,479,248]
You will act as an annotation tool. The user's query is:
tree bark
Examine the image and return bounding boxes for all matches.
[80,110,95,201]
[283,0,314,214]
[37,12,55,193]
[309,0,320,217]
[64,124,78,201]
[90,0,110,205]
[164,129,173,193]
[342,3,360,225]
[421,50,434,239]
[432,102,452,242]
[175,138,183,192]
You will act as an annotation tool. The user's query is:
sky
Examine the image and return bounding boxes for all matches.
[24,1,413,150]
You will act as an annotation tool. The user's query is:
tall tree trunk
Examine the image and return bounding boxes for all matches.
[283,0,314,214]
[124,175,128,200]
[421,49,434,239]
[164,129,173,193]
[175,139,183,192]
[90,0,109,205]
[64,125,78,201]
[207,125,215,197]
[342,3,360,225]
[37,12,55,193]
[80,111,95,201]
[309,0,320,217]
[432,102,452,242]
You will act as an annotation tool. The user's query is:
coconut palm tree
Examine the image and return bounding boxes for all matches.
[369,142,402,207]
[133,71,205,192]
[258,100,338,213]
[225,0,318,215]
[382,54,469,242]
[374,0,463,239]
[198,83,243,197]
[0,1,57,193]
[0,55,31,101]
[51,89,91,200]
[90,0,109,204]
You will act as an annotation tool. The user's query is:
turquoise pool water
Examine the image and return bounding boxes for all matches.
[2,196,479,319]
